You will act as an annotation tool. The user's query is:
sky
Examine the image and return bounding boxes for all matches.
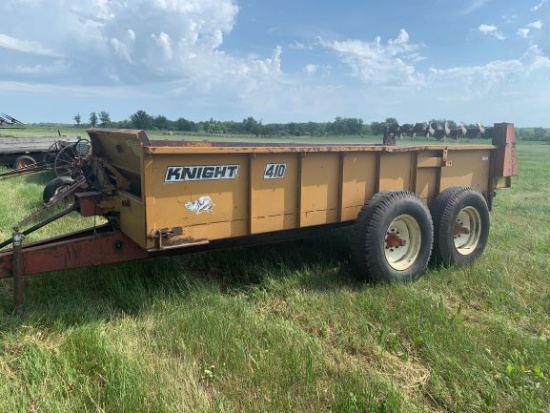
[1,0,550,127]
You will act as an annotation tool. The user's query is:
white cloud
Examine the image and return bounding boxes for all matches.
[304,64,318,74]
[0,0,282,88]
[427,46,550,98]
[532,0,548,12]
[0,34,61,56]
[151,32,174,61]
[460,0,490,16]
[0,0,295,118]
[517,28,531,38]
[319,29,425,87]
[109,30,136,63]
[517,20,543,39]
[528,20,543,29]
[478,24,506,40]
[13,60,70,75]
[290,42,310,50]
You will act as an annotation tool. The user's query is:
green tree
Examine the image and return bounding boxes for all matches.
[89,112,98,127]
[130,110,153,129]
[288,122,305,136]
[199,118,226,134]
[99,111,111,127]
[370,122,386,135]
[74,113,81,127]
[153,115,169,130]
[345,118,364,135]
[305,122,324,136]
[326,117,345,135]
[363,123,372,135]
[326,117,364,135]
[175,117,195,132]
[243,117,263,136]
[533,127,548,141]
[385,117,399,126]
[429,119,446,127]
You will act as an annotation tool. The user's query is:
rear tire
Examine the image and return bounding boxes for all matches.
[43,176,75,203]
[351,191,434,283]
[431,187,490,266]
[13,155,36,169]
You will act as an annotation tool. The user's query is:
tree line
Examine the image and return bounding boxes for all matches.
[73,111,550,142]
[75,111,371,136]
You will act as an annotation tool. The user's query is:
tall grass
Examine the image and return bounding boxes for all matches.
[0,145,549,412]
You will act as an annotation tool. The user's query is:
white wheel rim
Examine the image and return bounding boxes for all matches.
[454,206,482,255]
[384,214,422,271]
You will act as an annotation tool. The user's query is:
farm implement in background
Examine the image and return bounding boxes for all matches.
[0,124,517,313]
[0,138,90,181]
[383,121,489,145]
[0,113,25,129]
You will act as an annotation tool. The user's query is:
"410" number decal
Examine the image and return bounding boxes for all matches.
[263,163,287,179]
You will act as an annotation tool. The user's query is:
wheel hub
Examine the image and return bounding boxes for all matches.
[384,214,421,271]
[385,232,407,248]
[454,206,482,255]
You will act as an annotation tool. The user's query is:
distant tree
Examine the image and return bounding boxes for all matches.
[385,117,399,126]
[89,112,98,127]
[175,117,195,132]
[114,119,130,129]
[198,118,226,134]
[153,115,170,130]
[363,123,372,135]
[288,122,305,136]
[326,117,364,135]
[326,117,345,135]
[130,110,153,129]
[99,111,111,127]
[370,122,386,135]
[305,121,324,136]
[447,120,457,129]
[263,123,279,136]
[345,118,364,135]
[533,127,548,141]
[429,119,447,127]
[242,117,263,136]
[74,113,81,127]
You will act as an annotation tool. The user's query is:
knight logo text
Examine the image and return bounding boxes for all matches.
[165,165,239,182]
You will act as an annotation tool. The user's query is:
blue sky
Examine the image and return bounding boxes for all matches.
[1,0,549,126]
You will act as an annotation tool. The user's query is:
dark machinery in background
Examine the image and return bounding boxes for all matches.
[0,137,91,183]
[383,121,490,145]
[0,113,25,128]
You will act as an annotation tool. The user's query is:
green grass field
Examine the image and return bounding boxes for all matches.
[0,140,548,412]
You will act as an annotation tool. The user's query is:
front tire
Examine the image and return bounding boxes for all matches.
[43,176,75,203]
[431,187,490,266]
[351,191,434,283]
